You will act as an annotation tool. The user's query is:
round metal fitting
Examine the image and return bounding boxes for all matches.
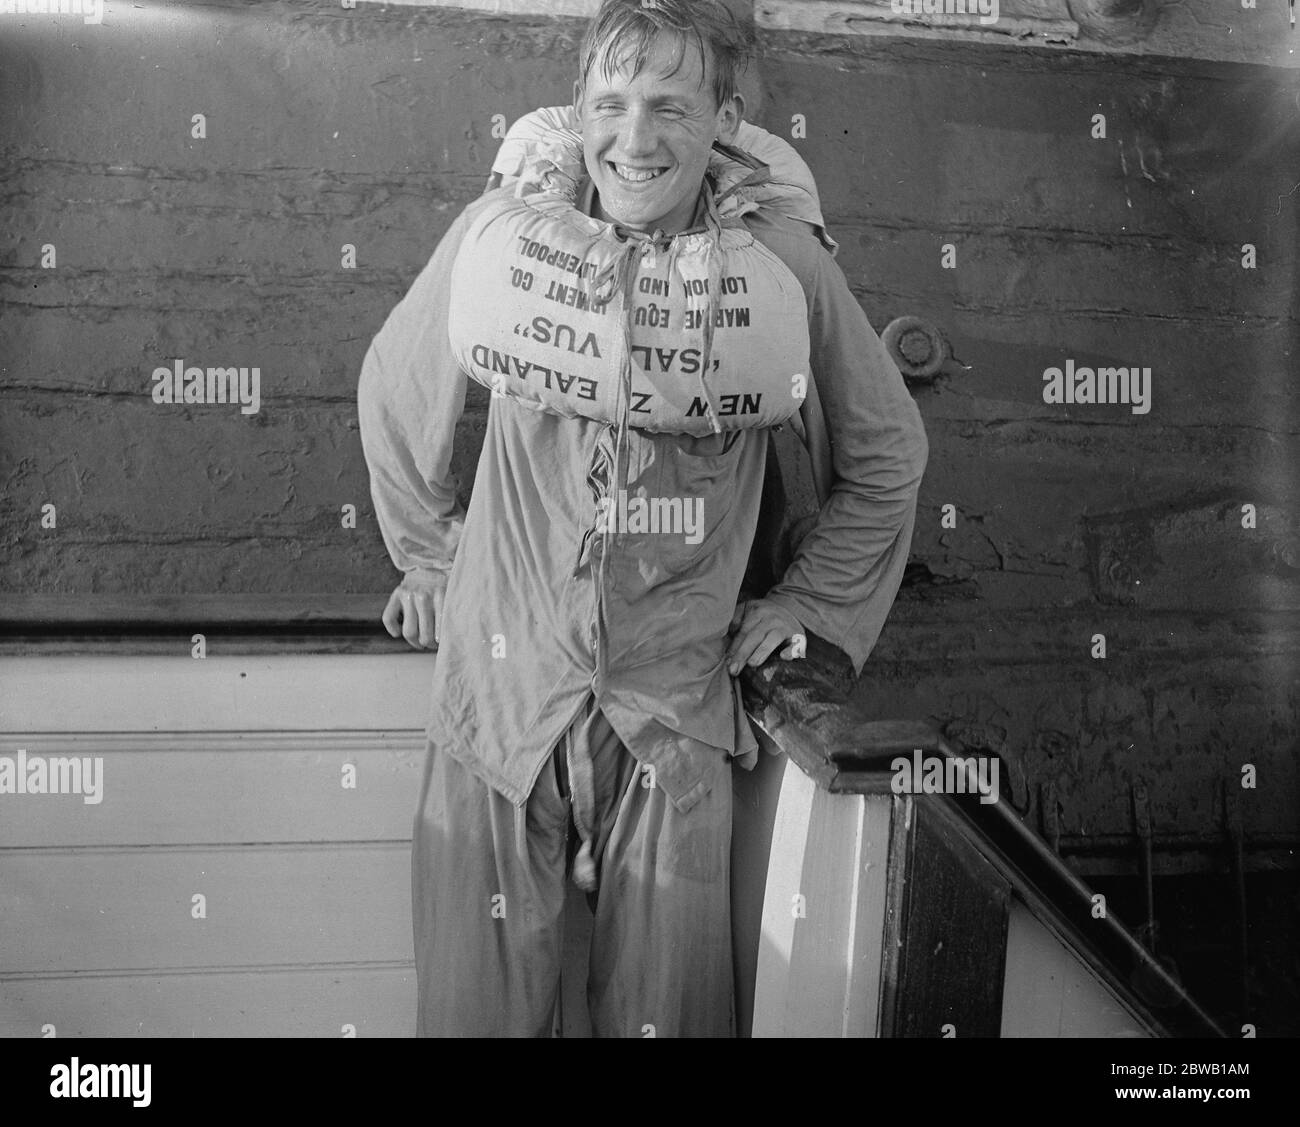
[881,316,948,382]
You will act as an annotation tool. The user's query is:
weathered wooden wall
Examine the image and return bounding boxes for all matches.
[0,0,1295,1027]
[760,30,1298,855]
[1,0,575,593]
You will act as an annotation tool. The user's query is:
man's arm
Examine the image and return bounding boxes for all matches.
[735,230,929,677]
[357,209,474,647]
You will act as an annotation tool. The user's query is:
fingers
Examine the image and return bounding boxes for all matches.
[727,623,789,675]
[432,585,446,646]
[381,589,404,639]
[726,600,805,675]
[381,584,441,650]
[399,589,423,648]
[415,587,437,649]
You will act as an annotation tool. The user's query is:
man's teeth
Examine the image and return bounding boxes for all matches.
[614,164,666,182]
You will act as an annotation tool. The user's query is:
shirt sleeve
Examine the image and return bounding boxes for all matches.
[762,242,929,677]
[357,208,473,583]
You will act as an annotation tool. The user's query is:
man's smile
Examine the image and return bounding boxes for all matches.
[610,162,671,184]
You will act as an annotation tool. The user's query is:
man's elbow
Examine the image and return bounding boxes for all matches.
[880,403,929,497]
[908,411,930,491]
[356,338,393,460]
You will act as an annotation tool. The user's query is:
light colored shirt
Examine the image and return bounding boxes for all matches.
[358,175,928,814]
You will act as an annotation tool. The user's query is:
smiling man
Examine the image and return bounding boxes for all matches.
[358,0,927,1037]
[581,27,725,236]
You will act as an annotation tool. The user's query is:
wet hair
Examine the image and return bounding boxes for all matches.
[575,0,755,111]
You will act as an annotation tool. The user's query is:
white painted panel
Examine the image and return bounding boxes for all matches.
[752,765,891,1037]
[840,794,892,1037]
[1,845,413,973]
[752,761,816,1036]
[0,966,415,1038]
[731,747,789,1038]
[0,654,434,731]
[1000,899,1150,1038]
[0,654,430,1037]
[0,733,425,847]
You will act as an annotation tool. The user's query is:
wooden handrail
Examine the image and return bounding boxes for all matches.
[740,645,1227,1038]
[0,594,412,654]
[0,594,385,628]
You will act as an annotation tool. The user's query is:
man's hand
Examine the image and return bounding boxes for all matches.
[382,571,447,650]
[726,598,805,676]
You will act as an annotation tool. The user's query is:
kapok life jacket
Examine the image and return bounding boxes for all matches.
[446,122,814,437]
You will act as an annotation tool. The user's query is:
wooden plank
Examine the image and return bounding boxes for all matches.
[837,226,1293,324]
[0,167,459,284]
[0,845,413,973]
[839,794,894,1036]
[781,778,857,1035]
[0,400,486,620]
[0,654,434,731]
[0,733,425,847]
[1000,899,1149,1037]
[914,316,1287,432]
[764,54,1297,248]
[752,765,892,1036]
[783,787,888,1036]
[752,760,817,1035]
[0,594,422,656]
[731,743,790,1038]
[0,637,423,657]
[757,0,1080,45]
[353,0,599,14]
[828,720,951,764]
[0,965,415,1038]
[876,794,911,1034]
[756,0,1295,67]
[0,594,386,628]
[1,282,400,391]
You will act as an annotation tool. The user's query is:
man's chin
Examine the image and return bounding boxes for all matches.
[593,180,687,233]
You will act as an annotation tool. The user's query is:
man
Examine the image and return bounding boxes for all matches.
[358,0,927,1037]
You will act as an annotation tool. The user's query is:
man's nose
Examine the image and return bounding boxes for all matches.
[616,108,658,157]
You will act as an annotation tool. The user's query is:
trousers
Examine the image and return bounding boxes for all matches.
[412,694,736,1037]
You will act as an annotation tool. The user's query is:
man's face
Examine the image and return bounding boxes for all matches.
[574,34,739,236]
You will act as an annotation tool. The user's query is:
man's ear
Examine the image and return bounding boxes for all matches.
[716,92,745,145]
[572,80,583,123]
